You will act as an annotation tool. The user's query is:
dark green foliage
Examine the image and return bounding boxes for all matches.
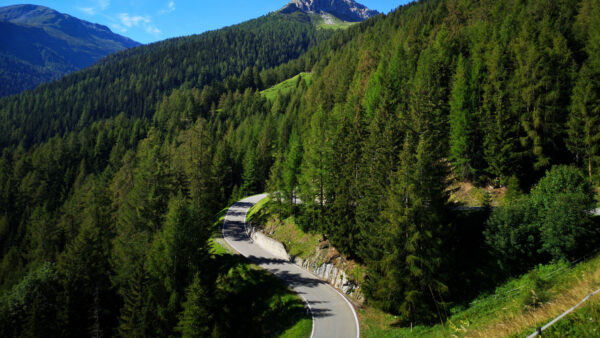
[530,166,597,260]
[541,192,596,260]
[0,12,333,148]
[282,131,303,213]
[178,274,213,338]
[486,166,598,275]
[146,194,210,336]
[364,133,449,323]
[449,54,476,179]
[241,146,259,196]
[3,0,600,332]
[57,175,119,337]
[0,263,61,337]
[529,165,595,211]
[484,198,541,275]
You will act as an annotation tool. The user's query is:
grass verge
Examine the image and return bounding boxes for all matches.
[247,198,320,260]
[357,254,600,337]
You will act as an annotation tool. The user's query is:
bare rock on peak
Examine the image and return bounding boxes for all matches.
[280,0,379,22]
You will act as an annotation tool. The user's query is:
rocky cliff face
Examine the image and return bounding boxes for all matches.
[280,0,379,22]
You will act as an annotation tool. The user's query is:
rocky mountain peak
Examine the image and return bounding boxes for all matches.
[280,0,379,22]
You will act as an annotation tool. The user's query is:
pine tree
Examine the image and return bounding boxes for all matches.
[482,25,522,180]
[298,107,333,231]
[282,131,303,213]
[118,262,150,338]
[448,54,476,179]
[177,274,214,338]
[367,133,449,323]
[58,176,118,337]
[241,146,258,196]
[145,194,211,336]
[356,106,401,263]
[513,16,574,171]
[567,65,600,179]
[325,102,363,256]
[567,7,600,179]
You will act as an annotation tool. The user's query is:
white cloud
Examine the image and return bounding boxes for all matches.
[119,13,151,28]
[78,7,96,15]
[115,13,162,37]
[159,1,176,14]
[110,23,127,33]
[146,25,162,34]
[98,0,110,10]
[78,0,109,16]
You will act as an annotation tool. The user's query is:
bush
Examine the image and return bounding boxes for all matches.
[530,165,595,212]
[484,198,541,275]
[541,193,597,261]
[485,166,599,273]
[531,166,597,261]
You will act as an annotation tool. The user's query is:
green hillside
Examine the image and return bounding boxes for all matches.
[261,72,313,101]
[0,10,334,148]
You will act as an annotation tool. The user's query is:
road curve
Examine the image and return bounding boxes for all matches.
[222,194,360,338]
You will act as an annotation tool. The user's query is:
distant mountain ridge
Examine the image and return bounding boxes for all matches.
[280,0,379,22]
[0,4,140,98]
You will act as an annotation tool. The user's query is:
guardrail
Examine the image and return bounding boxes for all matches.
[527,287,600,337]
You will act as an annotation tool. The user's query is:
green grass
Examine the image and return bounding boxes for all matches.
[358,254,600,337]
[270,216,320,260]
[279,316,313,338]
[308,13,358,30]
[247,198,320,260]
[247,197,319,259]
[530,302,600,337]
[261,73,312,101]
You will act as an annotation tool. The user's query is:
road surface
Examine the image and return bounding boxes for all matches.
[222,194,360,338]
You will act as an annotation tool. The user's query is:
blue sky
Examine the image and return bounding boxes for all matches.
[0,1,410,44]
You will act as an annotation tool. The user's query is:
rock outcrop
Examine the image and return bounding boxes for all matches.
[280,0,379,22]
[248,221,363,302]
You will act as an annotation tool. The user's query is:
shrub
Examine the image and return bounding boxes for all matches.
[531,166,597,261]
[485,166,599,273]
[530,165,595,212]
[484,198,541,275]
[541,193,597,261]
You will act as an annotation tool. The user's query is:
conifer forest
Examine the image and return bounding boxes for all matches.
[1,0,600,336]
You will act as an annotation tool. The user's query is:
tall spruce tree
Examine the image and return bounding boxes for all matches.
[372,133,448,323]
[567,6,600,179]
[299,106,333,231]
[449,54,476,179]
[282,131,303,213]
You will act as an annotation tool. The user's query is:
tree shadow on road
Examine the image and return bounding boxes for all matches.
[208,249,313,337]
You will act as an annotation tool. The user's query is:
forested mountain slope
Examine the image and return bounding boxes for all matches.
[262,0,600,324]
[1,0,600,335]
[0,10,334,148]
[0,5,140,98]
[0,4,369,336]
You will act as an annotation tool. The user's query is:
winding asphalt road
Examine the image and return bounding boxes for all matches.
[222,194,360,338]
